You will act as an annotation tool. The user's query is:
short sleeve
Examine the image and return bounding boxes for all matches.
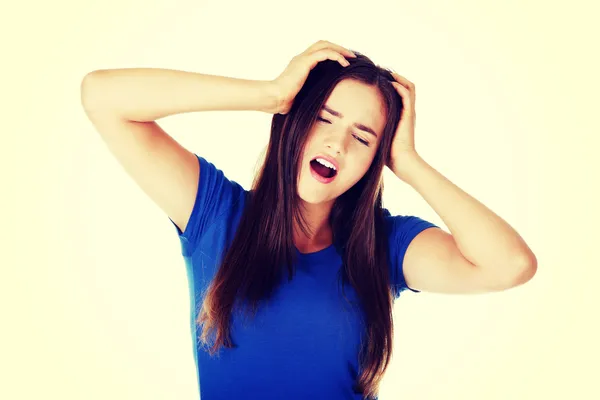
[169,154,245,256]
[384,210,440,297]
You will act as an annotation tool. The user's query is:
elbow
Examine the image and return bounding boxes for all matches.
[512,252,538,286]
[80,72,95,112]
[80,70,108,113]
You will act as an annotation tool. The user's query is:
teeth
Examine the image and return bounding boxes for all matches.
[315,158,336,170]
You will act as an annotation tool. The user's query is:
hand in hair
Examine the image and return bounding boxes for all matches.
[269,40,356,115]
[387,71,420,178]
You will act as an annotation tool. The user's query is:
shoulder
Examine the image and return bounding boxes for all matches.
[172,155,248,256]
[382,208,440,295]
[382,208,439,243]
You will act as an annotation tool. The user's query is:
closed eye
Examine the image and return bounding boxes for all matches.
[352,134,369,146]
[316,117,370,147]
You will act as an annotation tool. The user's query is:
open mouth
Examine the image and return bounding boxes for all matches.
[310,157,338,182]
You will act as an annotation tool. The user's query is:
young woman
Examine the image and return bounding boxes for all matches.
[81,40,537,400]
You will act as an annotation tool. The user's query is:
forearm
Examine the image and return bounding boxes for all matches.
[80,68,278,121]
[394,153,536,271]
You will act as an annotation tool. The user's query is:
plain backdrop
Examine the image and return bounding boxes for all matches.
[2,0,599,399]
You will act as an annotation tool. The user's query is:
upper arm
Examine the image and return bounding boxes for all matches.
[403,228,533,294]
[81,80,199,234]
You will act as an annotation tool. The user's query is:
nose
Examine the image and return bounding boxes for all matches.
[324,129,347,155]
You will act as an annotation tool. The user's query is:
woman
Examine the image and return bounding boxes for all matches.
[81,40,537,400]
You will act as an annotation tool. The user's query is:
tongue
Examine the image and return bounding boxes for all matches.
[311,160,334,178]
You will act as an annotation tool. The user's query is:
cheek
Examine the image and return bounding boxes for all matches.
[341,153,375,185]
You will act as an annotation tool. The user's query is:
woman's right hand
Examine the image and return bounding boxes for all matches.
[268,40,356,115]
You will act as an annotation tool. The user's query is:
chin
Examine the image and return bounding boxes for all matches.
[296,185,337,206]
[297,191,330,205]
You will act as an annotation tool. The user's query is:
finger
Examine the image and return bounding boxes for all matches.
[392,81,415,112]
[307,40,356,59]
[390,71,415,90]
[392,79,416,101]
[308,48,350,69]
[391,81,408,97]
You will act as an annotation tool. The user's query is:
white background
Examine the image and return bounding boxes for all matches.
[2,0,598,399]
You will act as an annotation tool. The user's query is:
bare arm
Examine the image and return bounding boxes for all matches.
[80,68,278,233]
[81,68,280,119]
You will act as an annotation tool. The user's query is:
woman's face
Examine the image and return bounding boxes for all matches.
[297,78,387,205]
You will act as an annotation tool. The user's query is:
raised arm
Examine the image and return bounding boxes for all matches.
[80,68,278,233]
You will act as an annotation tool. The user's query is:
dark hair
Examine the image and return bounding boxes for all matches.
[197,51,404,399]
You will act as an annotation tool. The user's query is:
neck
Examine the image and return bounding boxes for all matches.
[293,199,335,253]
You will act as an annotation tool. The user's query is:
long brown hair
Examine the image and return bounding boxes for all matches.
[197,51,404,399]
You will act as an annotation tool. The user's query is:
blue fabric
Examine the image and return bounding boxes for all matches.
[169,154,439,400]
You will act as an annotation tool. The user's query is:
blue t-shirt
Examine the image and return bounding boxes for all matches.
[170,155,438,400]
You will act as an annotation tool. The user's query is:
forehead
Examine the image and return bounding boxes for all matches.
[324,79,387,136]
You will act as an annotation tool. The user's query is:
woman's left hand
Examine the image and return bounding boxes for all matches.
[387,72,421,176]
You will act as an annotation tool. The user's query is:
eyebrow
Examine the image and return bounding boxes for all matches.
[322,105,379,138]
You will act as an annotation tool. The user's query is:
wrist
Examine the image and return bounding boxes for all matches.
[259,80,282,114]
[391,151,424,184]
